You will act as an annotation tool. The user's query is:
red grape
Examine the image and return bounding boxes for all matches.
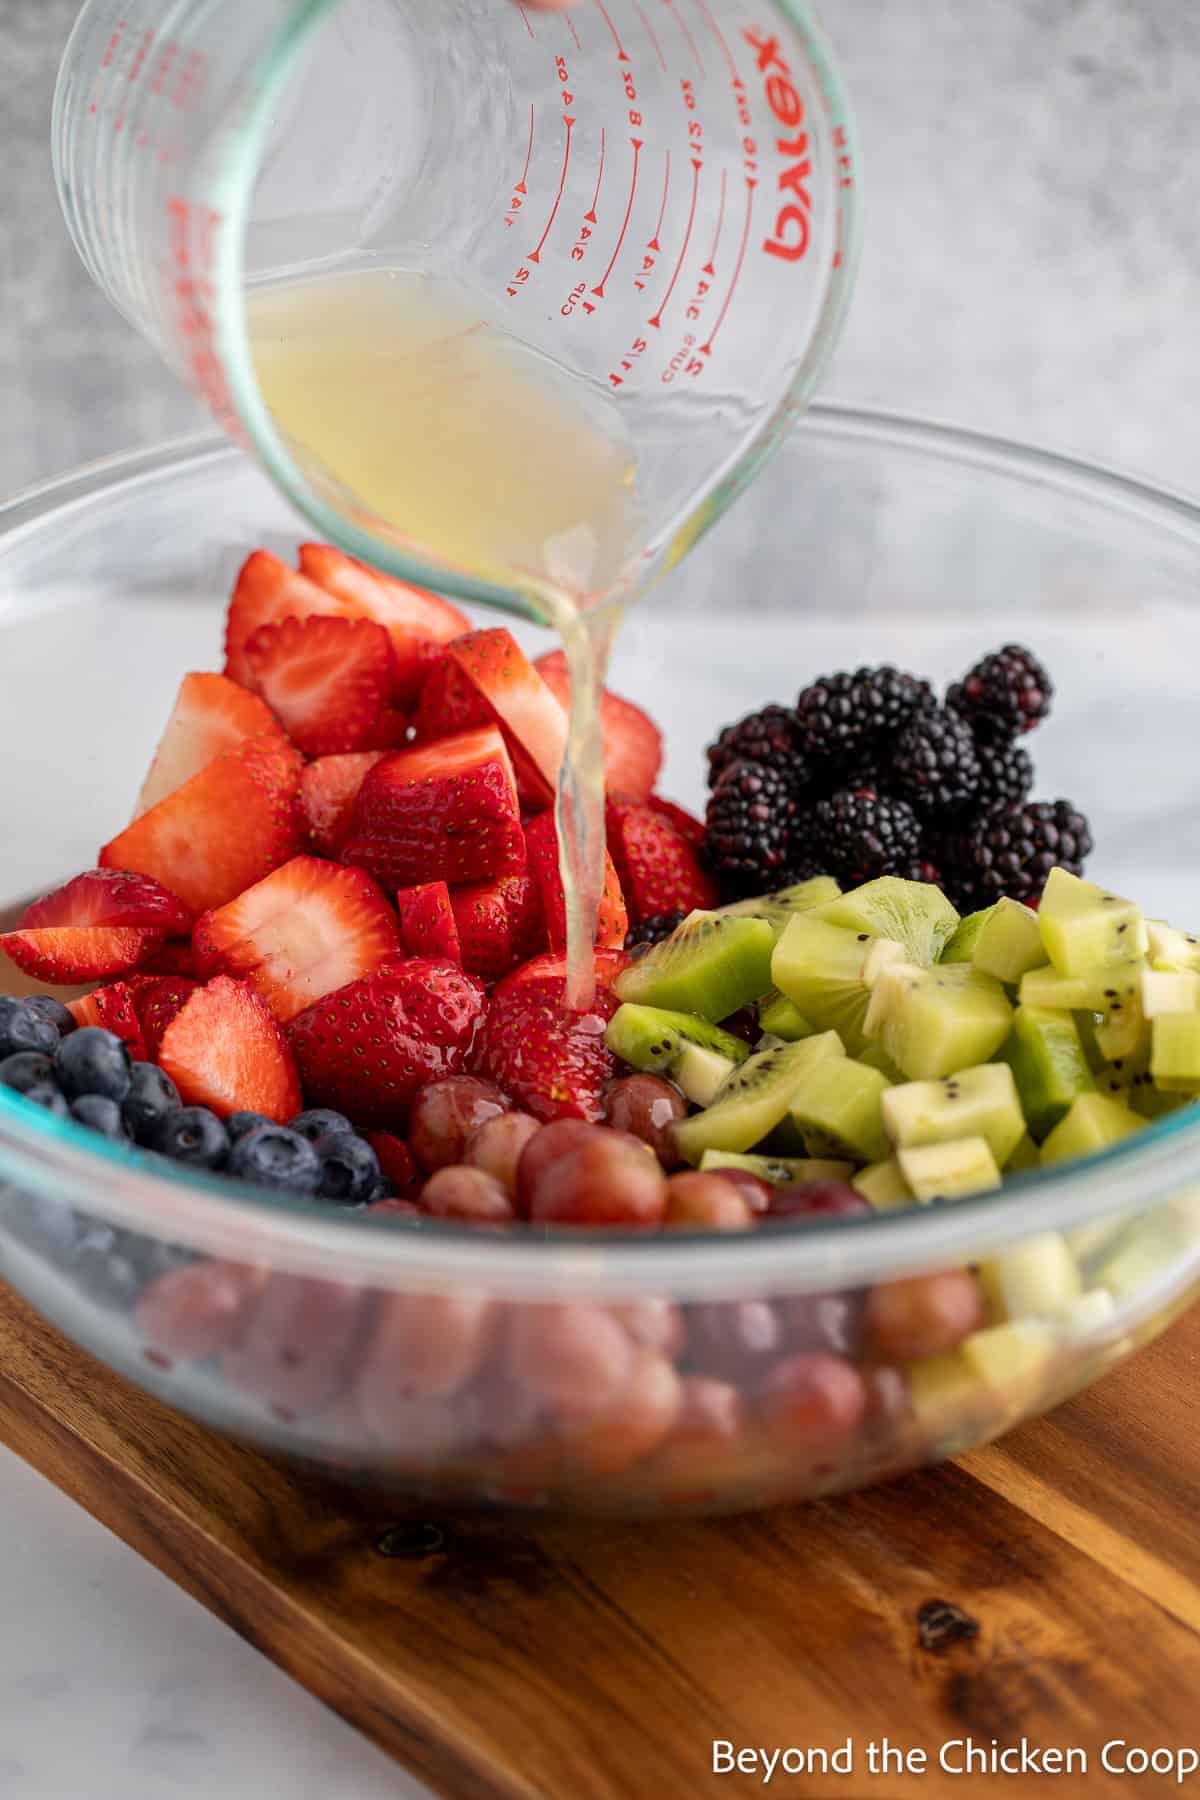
[768,1180,871,1221]
[409,1077,510,1173]
[560,1349,682,1477]
[357,1290,496,1413]
[664,1172,755,1231]
[864,1270,985,1363]
[776,1288,867,1359]
[516,1118,597,1209]
[610,1297,686,1359]
[137,1260,267,1362]
[604,1074,687,1167]
[759,1352,868,1455]
[685,1299,783,1381]
[528,1132,667,1228]
[717,1169,773,1216]
[420,1165,516,1223]
[464,1112,541,1195]
[222,1275,367,1417]
[506,1303,635,1420]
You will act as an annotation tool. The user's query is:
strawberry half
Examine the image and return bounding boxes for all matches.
[495,949,630,1000]
[522,812,628,951]
[365,1133,421,1199]
[244,614,394,757]
[158,976,302,1123]
[287,959,487,1129]
[412,653,491,741]
[363,710,413,752]
[646,795,706,852]
[100,734,303,917]
[471,982,618,1123]
[450,879,515,981]
[395,882,462,964]
[606,796,718,925]
[224,552,341,689]
[342,726,525,891]
[0,926,168,986]
[299,752,388,857]
[193,855,402,1025]
[67,982,148,1058]
[499,872,546,965]
[135,940,200,979]
[135,673,286,817]
[447,630,568,809]
[127,974,200,1059]
[20,868,193,935]
[535,651,663,799]
[298,544,470,704]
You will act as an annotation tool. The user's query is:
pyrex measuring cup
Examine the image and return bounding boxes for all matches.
[53,0,862,619]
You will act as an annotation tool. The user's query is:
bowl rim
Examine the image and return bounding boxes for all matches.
[2,410,1199,1301]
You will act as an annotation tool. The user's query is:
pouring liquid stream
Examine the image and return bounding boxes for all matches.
[248,269,647,1011]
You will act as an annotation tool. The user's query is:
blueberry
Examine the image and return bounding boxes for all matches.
[55,1028,133,1103]
[70,1094,129,1140]
[0,998,61,1059]
[289,1108,355,1145]
[226,1110,274,1143]
[122,1062,181,1146]
[228,1125,323,1195]
[22,996,76,1038]
[153,1107,230,1171]
[0,1052,57,1095]
[0,1186,80,1259]
[21,1083,70,1119]
[315,1131,381,1207]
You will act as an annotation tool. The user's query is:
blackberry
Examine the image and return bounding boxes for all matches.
[809,788,922,887]
[939,800,1093,910]
[947,645,1053,743]
[890,709,981,820]
[974,738,1035,814]
[795,667,935,771]
[707,705,810,792]
[704,760,797,899]
[626,910,687,952]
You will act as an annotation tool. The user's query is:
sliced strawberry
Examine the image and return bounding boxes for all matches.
[646,794,706,852]
[535,651,663,799]
[363,709,412,752]
[158,976,302,1122]
[299,751,388,857]
[499,872,547,964]
[67,982,148,1058]
[135,673,286,817]
[135,940,199,979]
[522,812,627,951]
[413,653,491,741]
[450,879,515,981]
[287,960,487,1129]
[299,544,470,704]
[395,882,462,964]
[20,868,193,935]
[495,949,629,1000]
[471,984,617,1123]
[224,551,341,689]
[447,630,568,808]
[342,726,525,892]
[193,855,401,1025]
[127,974,199,1060]
[605,797,718,925]
[1,926,167,986]
[365,1133,421,1199]
[244,614,393,757]
[100,734,303,917]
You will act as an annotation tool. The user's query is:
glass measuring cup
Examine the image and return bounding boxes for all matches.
[54,0,862,619]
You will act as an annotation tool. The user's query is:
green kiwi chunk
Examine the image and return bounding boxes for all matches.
[1150,1013,1200,1093]
[771,915,905,1056]
[852,1158,914,1211]
[1039,1092,1144,1164]
[811,876,961,964]
[672,1032,844,1164]
[866,963,1013,1081]
[719,876,842,936]
[897,1137,1002,1201]
[757,990,815,1042]
[785,1057,892,1164]
[947,898,1047,985]
[1038,868,1148,976]
[699,1150,854,1185]
[605,1004,750,1075]
[615,912,776,1021]
[1003,1005,1094,1140]
[882,1063,1025,1168]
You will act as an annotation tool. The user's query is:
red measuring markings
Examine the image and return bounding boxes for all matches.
[166,197,240,440]
[700,172,755,357]
[629,0,667,72]
[648,155,701,327]
[586,127,608,224]
[593,0,630,61]
[526,113,574,265]
[516,4,536,40]
[564,10,583,50]
[659,0,704,78]
[607,335,650,388]
[647,149,671,253]
[150,40,179,97]
[592,137,644,299]
[569,129,607,265]
[702,165,728,274]
[100,20,125,70]
[688,0,738,84]
[503,104,537,228]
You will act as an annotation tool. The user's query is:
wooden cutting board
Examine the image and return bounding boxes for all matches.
[1,1284,1198,1800]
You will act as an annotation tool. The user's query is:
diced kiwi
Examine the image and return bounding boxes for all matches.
[771,915,903,1055]
[897,1136,1002,1201]
[1150,1012,1200,1092]
[1146,919,1200,972]
[962,1320,1055,1396]
[980,1232,1081,1321]
[852,1157,914,1211]
[672,1032,844,1164]
[699,1149,854,1185]
[1131,1082,1194,1122]
[906,1352,987,1437]
[867,963,1013,1081]
[1089,1209,1197,1301]
[605,1003,750,1076]
[856,1039,908,1083]
[757,990,815,1042]
[1067,1211,1138,1269]
[675,1044,739,1107]
[882,1063,1025,1168]
[1141,970,1200,1018]
[785,1057,892,1163]
[812,877,961,965]
[1019,962,1144,1015]
[1051,1288,1116,1338]
[1038,868,1148,976]
[1039,1091,1144,1164]
[940,910,988,965]
[719,876,842,936]
[1003,1005,1094,1140]
[1006,1132,1041,1173]
[943,899,1045,983]
[615,911,776,1021]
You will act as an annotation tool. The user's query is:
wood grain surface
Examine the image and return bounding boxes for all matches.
[0,1289,1197,1798]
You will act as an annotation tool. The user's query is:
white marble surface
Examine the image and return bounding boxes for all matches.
[3,3,1200,1797]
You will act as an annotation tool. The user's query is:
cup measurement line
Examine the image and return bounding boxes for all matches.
[659,0,705,78]
[585,127,608,225]
[516,3,536,40]
[592,0,630,61]
[629,0,668,72]
[647,147,671,251]
[703,165,727,274]
[648,154,701,328]
[688,0,738,84]
[592,136,644,297]
[528,112,576,264]
[701,171,755,355]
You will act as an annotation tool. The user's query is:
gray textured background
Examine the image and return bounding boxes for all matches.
[4,0,1200,499]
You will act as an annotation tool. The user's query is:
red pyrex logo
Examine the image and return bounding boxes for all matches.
[744,26,813,264]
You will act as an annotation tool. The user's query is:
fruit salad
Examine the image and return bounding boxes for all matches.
[0,549,1196,1510]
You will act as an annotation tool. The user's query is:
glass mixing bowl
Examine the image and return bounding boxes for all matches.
[2,409,1199,1515]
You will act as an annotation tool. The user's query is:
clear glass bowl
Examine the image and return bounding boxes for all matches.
[2,411,1199,1515]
